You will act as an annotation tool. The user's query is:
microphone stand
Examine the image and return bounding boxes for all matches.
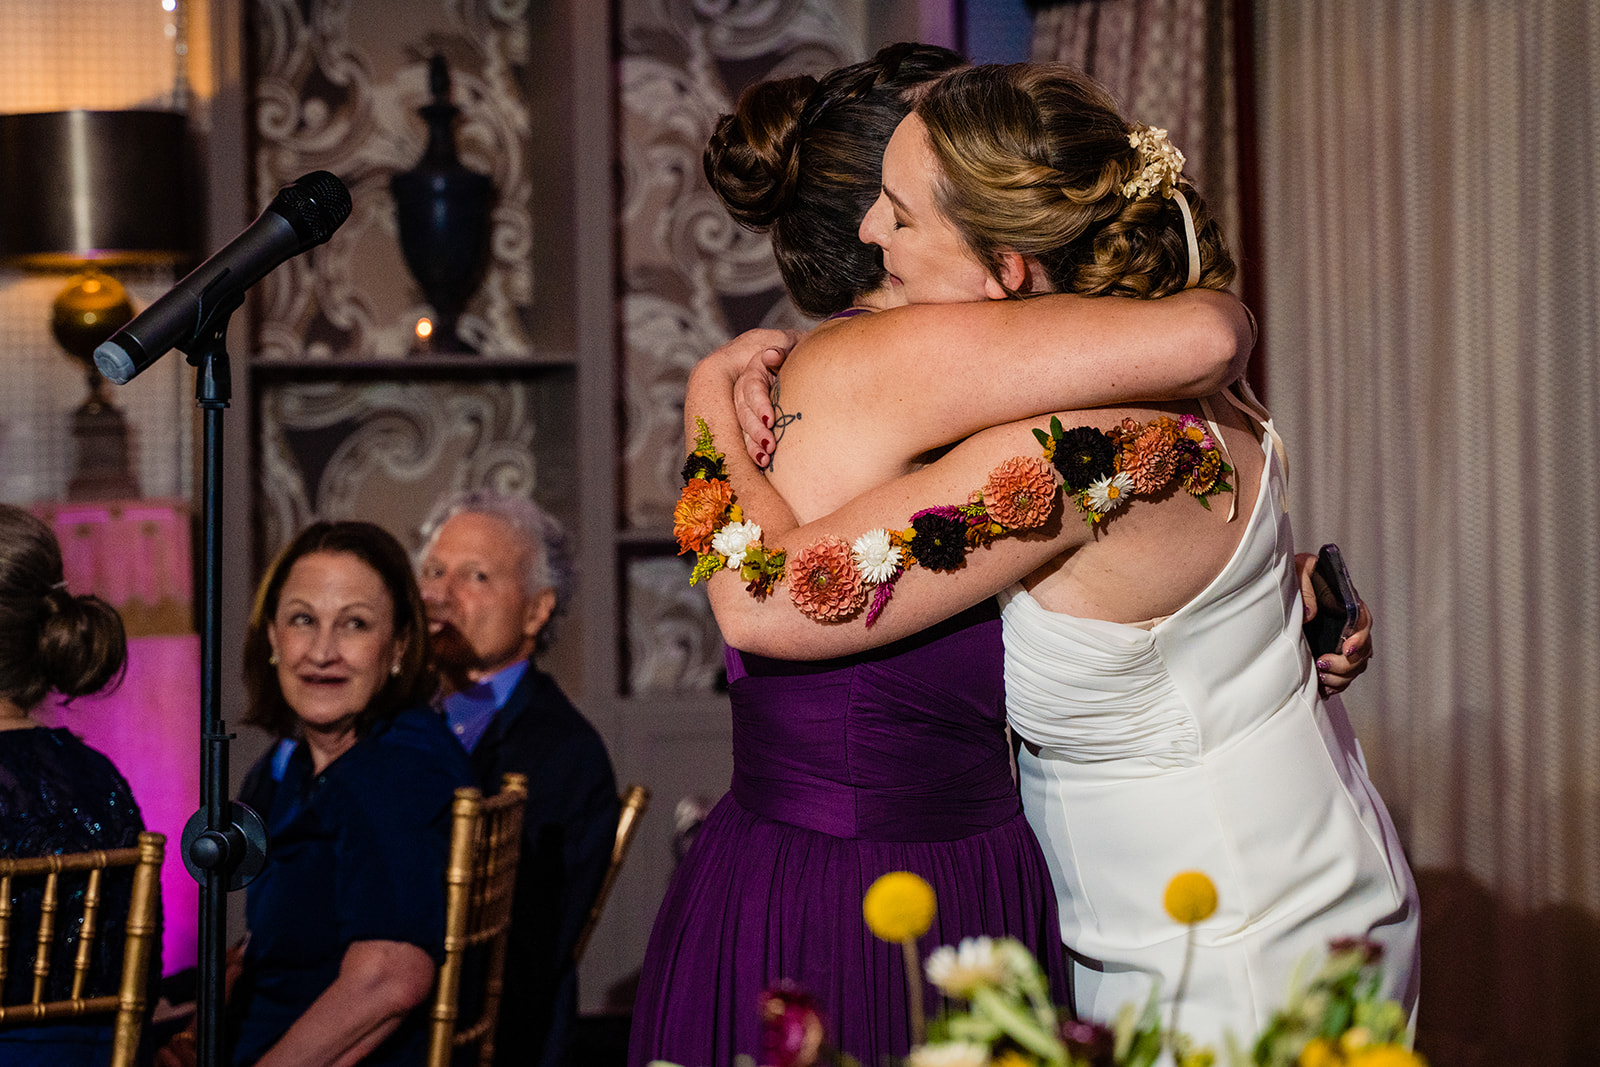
[175,289,267,1067]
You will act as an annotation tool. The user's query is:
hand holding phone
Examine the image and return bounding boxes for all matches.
[1303,543,1360,659]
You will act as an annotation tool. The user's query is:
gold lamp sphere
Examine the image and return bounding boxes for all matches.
[52,269,135,370]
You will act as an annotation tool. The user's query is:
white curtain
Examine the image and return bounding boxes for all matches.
[1258,4,1600,1059]
[1040,1,1600,1059]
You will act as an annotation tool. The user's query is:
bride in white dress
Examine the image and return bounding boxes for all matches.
[690,62,1418,1050]
[1000,385,1418,1047]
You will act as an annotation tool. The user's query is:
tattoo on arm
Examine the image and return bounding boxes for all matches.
[764,378,800,472]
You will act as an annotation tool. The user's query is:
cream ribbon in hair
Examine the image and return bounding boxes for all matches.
[1123,125,1200,290]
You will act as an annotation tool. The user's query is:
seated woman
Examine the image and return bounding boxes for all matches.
[690,63,1415,1052]
[0,503,154,1066]
[229,521,474,1066]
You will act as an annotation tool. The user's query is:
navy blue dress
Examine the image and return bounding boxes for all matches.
[231,706,474,1066]
[0,727,153,1066]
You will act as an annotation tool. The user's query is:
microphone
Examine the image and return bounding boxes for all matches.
[95,171,352,385]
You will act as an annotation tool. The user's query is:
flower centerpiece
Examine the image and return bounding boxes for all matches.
[1246,938,1419,1067]
[646,870,1423,1067]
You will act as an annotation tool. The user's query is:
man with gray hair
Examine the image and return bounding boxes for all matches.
[418,489,618,1067]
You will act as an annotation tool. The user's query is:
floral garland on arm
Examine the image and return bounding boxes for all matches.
[675,412,1233,626]
[1041,412,1233,525]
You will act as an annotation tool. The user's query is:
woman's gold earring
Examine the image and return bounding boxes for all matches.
[269,652,279,666]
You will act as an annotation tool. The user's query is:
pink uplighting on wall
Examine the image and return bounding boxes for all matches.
[36,501,201,977]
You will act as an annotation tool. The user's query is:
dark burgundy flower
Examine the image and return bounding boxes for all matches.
[1051,427,1118,491]
[1328,936,1384,964]
[759,981,825,1067]
[907,507,969,572]
[1059,1018,1117,1066]
[1172,435,1205,478]
[682,451,726,483]
[1060,1018,1116,1065]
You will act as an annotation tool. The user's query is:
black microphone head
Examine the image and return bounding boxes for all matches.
[269,171,352,248]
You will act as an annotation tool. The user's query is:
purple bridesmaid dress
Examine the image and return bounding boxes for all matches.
[629,601,1066,1067]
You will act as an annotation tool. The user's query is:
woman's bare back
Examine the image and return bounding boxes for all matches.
[1022,391,1266,625]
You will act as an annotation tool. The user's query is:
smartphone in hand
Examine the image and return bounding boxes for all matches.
[1303,543,1360,659]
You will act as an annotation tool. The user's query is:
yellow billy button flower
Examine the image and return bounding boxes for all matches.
[863,871,936,942]
[864,871,937,1045]
[1297,1037,1340,1067]
[1345,1047,1428,1067]
[1164,871,1219,925]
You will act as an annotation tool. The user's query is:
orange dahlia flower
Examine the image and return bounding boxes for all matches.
[982,456,1057,530]
[788,536,867,621]
[673,478,734,555]
[1119,425,1178,494]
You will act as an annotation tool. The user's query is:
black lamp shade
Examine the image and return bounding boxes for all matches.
[0,110,189,268]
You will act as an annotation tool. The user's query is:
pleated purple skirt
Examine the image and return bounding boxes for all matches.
[629,603,1066,1067]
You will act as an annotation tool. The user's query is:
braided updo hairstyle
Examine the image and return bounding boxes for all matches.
[915,63,1236,299]
[705,42,966,317]
[0,504,126,711]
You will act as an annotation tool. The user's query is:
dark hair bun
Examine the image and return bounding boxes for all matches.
[36,589,127,701]
[704,74,818,230]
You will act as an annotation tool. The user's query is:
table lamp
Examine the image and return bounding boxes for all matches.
[0,110,190,500]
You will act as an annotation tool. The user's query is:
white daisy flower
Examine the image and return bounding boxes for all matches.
[906,1041,992,1067]
[711,520,762,570]
[925,936,1006,998]
[1083,472,1134,514]
[851,528,903,583]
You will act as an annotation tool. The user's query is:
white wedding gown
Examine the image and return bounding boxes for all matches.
[1001,397,1419,1052]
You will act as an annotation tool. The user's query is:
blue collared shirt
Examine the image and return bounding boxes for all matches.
[442,659,529,753]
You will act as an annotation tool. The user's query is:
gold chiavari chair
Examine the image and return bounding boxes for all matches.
[572,784,650,965]
[428,772,528,1067]
[0,831,165,1067]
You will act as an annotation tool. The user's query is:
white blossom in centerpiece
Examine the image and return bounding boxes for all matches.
[925,936,1007,998]
[905,1041,992,1067]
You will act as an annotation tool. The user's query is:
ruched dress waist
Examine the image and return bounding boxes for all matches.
[726,601,1019,841]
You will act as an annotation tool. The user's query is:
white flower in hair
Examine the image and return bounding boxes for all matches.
[851,528,903,583]
[711,520,762,569]
[1122,124,1187,200]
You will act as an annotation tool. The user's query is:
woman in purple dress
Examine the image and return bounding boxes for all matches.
[628,45,1255,1067]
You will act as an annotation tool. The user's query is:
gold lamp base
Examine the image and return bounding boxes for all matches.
[52,269,140,501]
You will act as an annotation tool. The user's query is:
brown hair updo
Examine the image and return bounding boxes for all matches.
[915,63,1236,299]
[705,42,966,317]
[0,504,127,711]
[242,521,435,740]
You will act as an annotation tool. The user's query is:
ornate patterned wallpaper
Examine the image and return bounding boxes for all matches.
[249,0,535,361]
[255,373,573,557]
[246,0,568,570]
[617,0,858,692]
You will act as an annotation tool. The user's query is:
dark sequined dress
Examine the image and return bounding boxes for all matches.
[0,726,152,1064]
